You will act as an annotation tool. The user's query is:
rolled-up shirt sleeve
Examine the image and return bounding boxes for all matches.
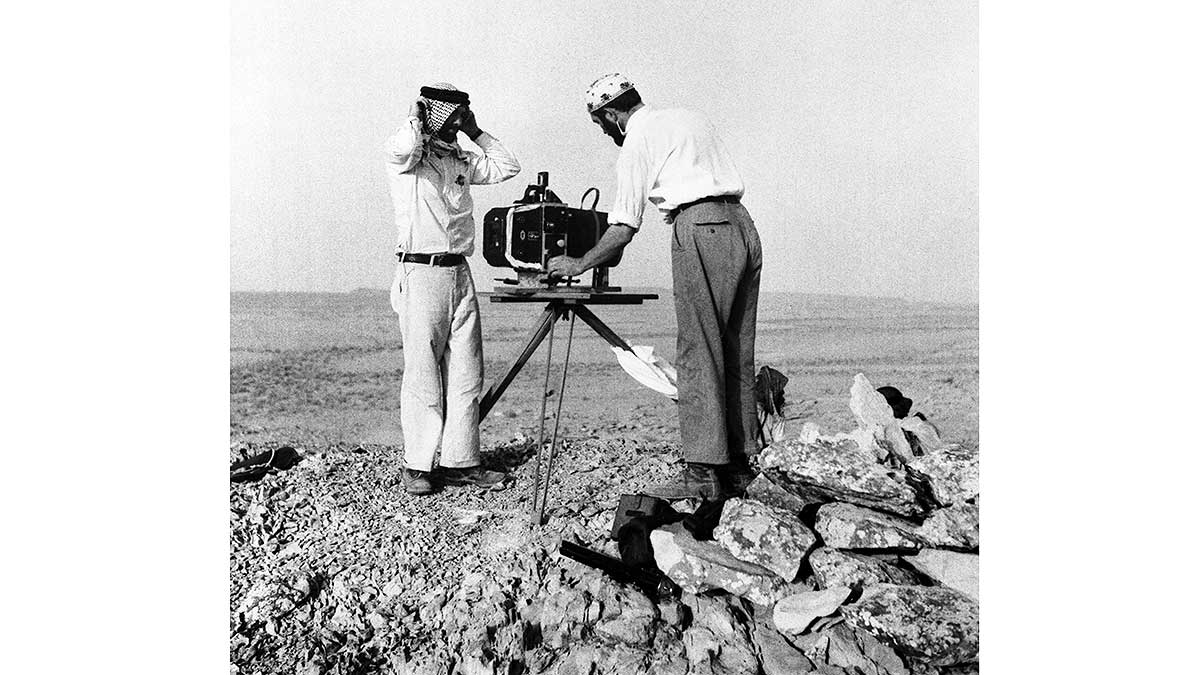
[385,117,424,173]
[607,140,651,229]
[467,132,521,185]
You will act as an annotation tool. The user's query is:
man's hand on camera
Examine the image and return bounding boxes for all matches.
[459,107,482,140]
[547,255,585,279]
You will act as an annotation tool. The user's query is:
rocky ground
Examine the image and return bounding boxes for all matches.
[230,291,978,675]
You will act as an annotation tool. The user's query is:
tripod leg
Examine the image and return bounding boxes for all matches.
[537,312,576,526]
[571,304,635,353]
[479,303,558,419]
[530,309,559,525]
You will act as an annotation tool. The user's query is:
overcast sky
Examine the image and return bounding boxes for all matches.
[232,0,977,303]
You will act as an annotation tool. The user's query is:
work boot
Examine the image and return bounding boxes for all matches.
[402,468,434,496]
[439,465,508,489]
[725,455,758,496]
[643,463,729,501]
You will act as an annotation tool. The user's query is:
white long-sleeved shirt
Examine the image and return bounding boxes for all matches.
[608,105,745,229]
[385,117,521,255]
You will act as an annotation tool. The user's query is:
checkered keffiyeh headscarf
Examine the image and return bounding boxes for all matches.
[420,82,470,135]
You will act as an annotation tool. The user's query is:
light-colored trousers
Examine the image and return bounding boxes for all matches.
[390,262,484,471]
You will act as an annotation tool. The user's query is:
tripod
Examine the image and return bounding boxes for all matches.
[479,290,658,525]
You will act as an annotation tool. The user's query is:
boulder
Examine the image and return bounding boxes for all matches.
[745,473,815,514]
[235,572,313,625]
[759,436,926,517]
[652,523,787,605]
[917,503,979,550]
[841,584,979,667]
[815,503,926,551]
[906,445,979,506]
[849,373,914,462]
[589,644,654,675]
[681,594,760,675]
[753,619,817,674]
[772,586,852,635]
[594,578,660,647]
[788,622,911,675]
[713,498,819,581]
[899,416,944,454]
[808,548,920,590]
[537,584,600,649]
[905,550,978,601]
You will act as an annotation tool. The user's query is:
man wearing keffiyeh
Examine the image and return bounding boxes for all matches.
[384,82,522,496]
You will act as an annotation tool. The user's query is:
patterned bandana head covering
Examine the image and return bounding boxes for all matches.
[585,73,636,114]
[419,82,470,158]
[421,82,469,135]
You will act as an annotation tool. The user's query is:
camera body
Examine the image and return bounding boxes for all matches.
[482,172,622,276]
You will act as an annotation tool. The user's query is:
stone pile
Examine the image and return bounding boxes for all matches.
[230,375,979,674]
[407,373,980,674]
[636,373,979,674]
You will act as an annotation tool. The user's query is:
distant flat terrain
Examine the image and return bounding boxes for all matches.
[231,289,977,448]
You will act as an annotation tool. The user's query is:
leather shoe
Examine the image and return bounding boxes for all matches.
[402,468,434,496]
[439,465,508,488]
[643,463,729,501]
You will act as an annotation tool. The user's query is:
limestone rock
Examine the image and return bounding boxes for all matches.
[753,618,817,674]
[772,586,852,635]
[545,644,600,675]
[906,445,979,506]
[745,473,815,514]
[590,644,654,675]
[788,622,911,675]
[905,550,978,601]
[594,578,659,647]
[917,503,979,550]
[538,585,599,649]
[713,498,819,581]
[841,584,979,667]
[826,622,912,675]
[849,373,913,462]
[899,416,944,454]
[235,573,313,625]
[681,594,760,675]
[815,503,926,551]
[760,436,926,517]
[808,548,920,590]
[652,523,785,605]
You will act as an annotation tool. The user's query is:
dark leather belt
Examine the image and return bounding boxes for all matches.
[670,194,741,220]
[397,252,466,266]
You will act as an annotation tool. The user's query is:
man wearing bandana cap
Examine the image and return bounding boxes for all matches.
[385,82,522,495]
[548,74,762,500]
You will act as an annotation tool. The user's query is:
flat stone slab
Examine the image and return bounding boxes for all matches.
[760,436,926,517]
[772,586,852,635]
[905,550,978,601]
[917,502,979,550]
[652,523,786,605]
[906,444,979,507]
[713,497,819,582]
[815,503,926,551]
[841,584,979,667]
[745,473,815,514]
[808,547,920,590]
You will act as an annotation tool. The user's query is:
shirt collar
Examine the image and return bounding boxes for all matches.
[625,104,650,133]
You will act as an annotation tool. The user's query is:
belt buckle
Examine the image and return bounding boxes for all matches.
[433,253,448,266]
